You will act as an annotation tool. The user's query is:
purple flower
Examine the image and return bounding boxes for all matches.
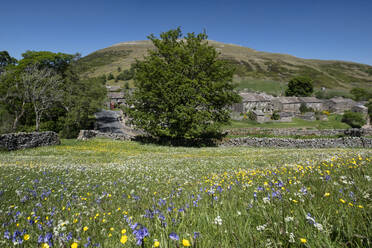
[4,230,10,239]
[169,232,179,241]
[194,232,200,239]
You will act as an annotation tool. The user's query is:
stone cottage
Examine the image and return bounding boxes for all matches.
[272,97,302,113]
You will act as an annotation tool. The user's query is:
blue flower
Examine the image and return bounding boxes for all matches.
[169,232,179,241]
[4,230,10,239]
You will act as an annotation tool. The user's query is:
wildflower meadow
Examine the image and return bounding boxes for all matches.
[0,139,371,247]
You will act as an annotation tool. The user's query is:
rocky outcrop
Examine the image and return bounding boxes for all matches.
[0,132,60,151]
[221,137,372,148]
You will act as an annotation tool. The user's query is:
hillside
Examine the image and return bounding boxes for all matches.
[76,40,372,94]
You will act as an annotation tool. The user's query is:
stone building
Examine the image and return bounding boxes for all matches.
[232,92,274,113]
[272,97,301,113]
[325,97,356,113]
[298,97,324,111]
[252,110,270,123]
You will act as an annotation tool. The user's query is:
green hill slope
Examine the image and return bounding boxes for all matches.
[77,40,372,93]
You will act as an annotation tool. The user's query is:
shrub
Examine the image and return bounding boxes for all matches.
[271,111,280,120]
[341,111,366,128]
[247,111,256,121]
[285,76,313,97]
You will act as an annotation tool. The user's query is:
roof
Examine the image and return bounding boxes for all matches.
[278,112,293,117]
[240,92,274,102]
[352,104,368,110]
[329,97,355,104]
[252,110,265,116]
[106,86,122,92]
[275,97,300,104]
[108,92,125,99]
[298,97,323,103]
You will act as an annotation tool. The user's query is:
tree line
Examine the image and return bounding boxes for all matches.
[0,51,107,137]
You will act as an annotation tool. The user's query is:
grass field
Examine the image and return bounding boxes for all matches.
[0,139,371,247]
[234,78,287,96]
[226,114,350,130]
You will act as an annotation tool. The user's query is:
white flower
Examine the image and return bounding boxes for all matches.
[365,175,371,181]
[263,197,270,204]
[237,211,241,216]
[289,232,295,243]
[256,224,267,231]
[214,215,222,225]
[284,216,294,222]
[314,223,323,231]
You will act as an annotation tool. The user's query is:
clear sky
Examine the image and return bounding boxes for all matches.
[1,0,372,65]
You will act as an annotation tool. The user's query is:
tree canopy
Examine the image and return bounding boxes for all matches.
[0,51,106,137]
[125,28,241,140]
[285,76,314,97]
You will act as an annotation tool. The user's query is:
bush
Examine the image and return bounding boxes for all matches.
[341,111,366,128]
[247,111,256,121]
[299,103,314,113]
[271,111,280,120]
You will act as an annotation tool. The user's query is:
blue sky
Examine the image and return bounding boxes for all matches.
[1,0,372,65]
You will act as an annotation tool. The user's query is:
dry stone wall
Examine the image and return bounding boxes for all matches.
[0,132,60,151]
[227,128,372,137]
[221,137,372,148]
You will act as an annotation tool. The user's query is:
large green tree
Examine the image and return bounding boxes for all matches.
[285,76,314,97]
[125,28,241,140]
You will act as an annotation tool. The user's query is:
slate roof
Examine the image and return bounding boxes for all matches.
[298,97,323,103]
[240,92,274,102]
[275,97,300,104]
[108,92,125,99]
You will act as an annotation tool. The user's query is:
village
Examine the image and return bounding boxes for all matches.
[106,85,370,126]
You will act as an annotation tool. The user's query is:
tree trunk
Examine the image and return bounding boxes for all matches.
[12,103,25,132]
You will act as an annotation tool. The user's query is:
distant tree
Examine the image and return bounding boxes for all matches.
[125,28,241,140]
[117,66,121,72]
[108,73,114,80]
[341,111,366,128]
[285,76,314,97]
[350,87,372,101]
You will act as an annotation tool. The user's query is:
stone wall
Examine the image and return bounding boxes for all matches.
[0,132,60,151]
[221,137,372,148]
[77,130,134,141]
[227,128,372,137]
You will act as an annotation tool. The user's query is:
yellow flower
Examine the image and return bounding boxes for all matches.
[83,226,88,232]
[292,199,298,203]
[324,192,330,197]
[120,235,128,244]
[42,243,50,248]
[339,199,346,204]
[121,229,126,234]
[300,238,307,243]
[348,202,353,207]
[358,205,364,209]
[102,219,106,223]
[71,242,78,248]
[153,240,160,247]
[110,227,114,231]
[182,239,191,247]
[23,234,30,241]
[108,233,112,237]
[73,219,78,223]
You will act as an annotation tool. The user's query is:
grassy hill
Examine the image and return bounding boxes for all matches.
[77,40,372,94]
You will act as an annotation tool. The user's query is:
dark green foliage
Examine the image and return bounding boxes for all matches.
[247,111,256,121]
[350,87,372,101]
[107,73,114,80]
[125,28,241,140]
[0,51,106,136]
[285,76,314,96]
[116,67,135,81]
[0,51,17,73]
[271,111,280,120]
[341,111,366,128]
[117,66,121,72]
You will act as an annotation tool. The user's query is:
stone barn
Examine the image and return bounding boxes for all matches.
[325,97,356,113]
[272,97,301,113]
[108,92,125,107]
[298,97,324,111]
[232,92,274,113]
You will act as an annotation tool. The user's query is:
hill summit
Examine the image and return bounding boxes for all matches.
[77,40,372,91]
